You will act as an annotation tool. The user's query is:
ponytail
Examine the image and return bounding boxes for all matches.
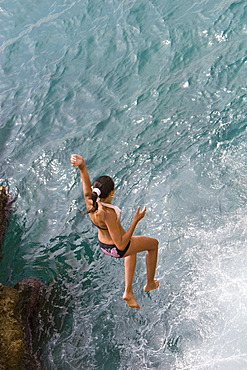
[88,191,99,213]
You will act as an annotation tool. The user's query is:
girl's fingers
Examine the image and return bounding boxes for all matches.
[140,206,146,214]
[135,206,140,214]
[70,154,78,165]
[136,206,146,214]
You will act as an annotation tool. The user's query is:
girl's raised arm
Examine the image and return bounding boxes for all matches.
[71,154,92,209]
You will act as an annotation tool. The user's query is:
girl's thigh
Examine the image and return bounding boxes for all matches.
[124,235,158,256]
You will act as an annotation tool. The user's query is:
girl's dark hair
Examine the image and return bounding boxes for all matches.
[88,175,115,213]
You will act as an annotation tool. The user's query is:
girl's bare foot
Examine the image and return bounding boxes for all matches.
[143,279,159,292]
[123,292,140,309]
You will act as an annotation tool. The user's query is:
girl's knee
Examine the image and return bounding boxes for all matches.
[152,238,159,250]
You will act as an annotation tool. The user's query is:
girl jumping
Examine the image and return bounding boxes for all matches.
[71,154,159,309]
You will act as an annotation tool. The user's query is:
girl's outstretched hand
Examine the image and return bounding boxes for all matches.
[133,206,146,223]
[70,154,85,168]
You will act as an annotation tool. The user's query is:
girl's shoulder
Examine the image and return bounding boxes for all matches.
[100,202,121,220]
[98,205,114,218]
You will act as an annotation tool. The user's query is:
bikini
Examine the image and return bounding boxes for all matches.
[92,202,130,258]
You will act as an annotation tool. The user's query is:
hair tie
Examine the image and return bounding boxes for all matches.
[92,187,101,197]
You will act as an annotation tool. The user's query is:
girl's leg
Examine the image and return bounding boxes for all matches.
[124,236,159,292]
[123,254,140,309]
[144,248,159,292]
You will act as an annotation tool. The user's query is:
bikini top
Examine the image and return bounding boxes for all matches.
[91,202,122,230]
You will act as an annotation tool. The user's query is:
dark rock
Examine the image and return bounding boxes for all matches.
[15,277,45,370]
[0,187,46,368]
[0,186,12,261]
[0,278,45,370]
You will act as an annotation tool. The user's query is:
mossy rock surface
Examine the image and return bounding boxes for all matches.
[0,283,25,369]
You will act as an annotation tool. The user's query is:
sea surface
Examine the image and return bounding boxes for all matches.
[0,0,247,369]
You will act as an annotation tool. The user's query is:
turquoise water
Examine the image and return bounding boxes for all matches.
[1,0,247,368]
